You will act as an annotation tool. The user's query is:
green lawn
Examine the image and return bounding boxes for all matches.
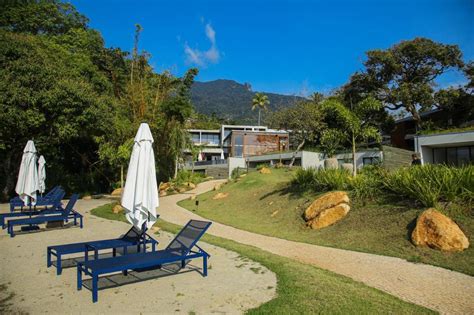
[91,203,433,314]
[178,168,474,276]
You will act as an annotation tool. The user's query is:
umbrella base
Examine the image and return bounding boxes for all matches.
[21,225,40,231]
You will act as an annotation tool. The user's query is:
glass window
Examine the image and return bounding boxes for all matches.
[234,135,243,146]
[433,148,445,164]
[457,147,470,166]
[235,146,243,157]
[447,148,457,166]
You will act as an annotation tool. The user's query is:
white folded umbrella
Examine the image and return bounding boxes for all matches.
[15,140,39,206]
[38,155,46,194]
[121,123,159,231]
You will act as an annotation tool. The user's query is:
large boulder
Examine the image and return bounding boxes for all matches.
[185,182,196,189]
[111,188,122,196]
[304,191,350,221]
[259,167,272,174]
[309,204,351,229]
[412,208,469,252]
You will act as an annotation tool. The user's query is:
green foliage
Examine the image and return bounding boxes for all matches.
[320,129,343,157]
[251,92,270,125]
[343,37,465,126]
[171,170,206,187]
[383,165,474,207]
[0,0,88,35]
[294,164,474,208]
[294,168,350,191]
[231,167,242,179]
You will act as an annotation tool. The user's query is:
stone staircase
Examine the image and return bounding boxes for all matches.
[205,165,229,179]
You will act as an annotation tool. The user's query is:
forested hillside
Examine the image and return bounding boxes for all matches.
[191,79,304,124]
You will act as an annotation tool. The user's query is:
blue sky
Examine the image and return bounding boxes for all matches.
[71,0,473,96]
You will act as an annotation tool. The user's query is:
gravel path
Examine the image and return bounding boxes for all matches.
[0,199,276,314]
[160,179,474,315]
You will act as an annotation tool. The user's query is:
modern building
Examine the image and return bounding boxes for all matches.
[415,130,474,166]
[186,125,289,162]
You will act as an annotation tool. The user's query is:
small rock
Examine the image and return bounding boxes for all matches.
[189,195,196,201]
[271,210,279,217]
[178,187,187,193]
[304,191,350,221]
[159,190,167,197]
[239,174,247,178]
[269,201,274,206]
[111,188,122,196]
[185,182,196,189]
[112,204,124,214]
[159,182,171,191]
[214,184,222,191]
[213,192,229,200]
[82,195,92,200]
[412,208,469,252]
[308,204,350,229]
[259,167,272,174]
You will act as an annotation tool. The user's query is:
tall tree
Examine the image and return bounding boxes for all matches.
[321,97,382,176]
[251,92,270,125]
[270,100,326,167]
[343,38,464,127]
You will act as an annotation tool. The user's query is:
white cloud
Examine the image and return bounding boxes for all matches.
[184,22,220,67]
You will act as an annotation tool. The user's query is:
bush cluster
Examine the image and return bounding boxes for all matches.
[293,165,474,207]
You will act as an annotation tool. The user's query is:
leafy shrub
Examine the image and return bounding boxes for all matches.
[382,165,474,207]
[293,168,350,191]
[172,170,206,187]
[231,167,242,180]
[256,163,269,170]
[349,166,384,200]
[293,164,474,207]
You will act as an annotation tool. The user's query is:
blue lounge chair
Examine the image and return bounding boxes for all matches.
[6,194,82,237]
[47,225,159,275]
[9,186,64,212]
[2,189,66,229]
[77,219,212,302]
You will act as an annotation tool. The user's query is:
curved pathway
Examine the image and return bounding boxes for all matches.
[160,180,474,315]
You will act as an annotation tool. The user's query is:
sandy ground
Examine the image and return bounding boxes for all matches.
[160,180,474,315]
[0,199,276,314]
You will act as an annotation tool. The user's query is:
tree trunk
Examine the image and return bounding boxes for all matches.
[352,133,357,177]
[407,104,422,129]
[289,138,305,168]
[258,109,261,126]
[174,156,178,179]
[120,165,124,188]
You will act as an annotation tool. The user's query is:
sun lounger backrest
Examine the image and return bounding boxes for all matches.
[62,194,79,216]
[120,226,143,242]
[44,186,60,198]
[165,220,212,256]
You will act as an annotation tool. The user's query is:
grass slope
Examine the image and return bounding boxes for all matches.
[91,203,433,314]
[178,168,474,276]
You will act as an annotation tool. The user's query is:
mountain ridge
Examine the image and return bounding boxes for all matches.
[191,79,304,124]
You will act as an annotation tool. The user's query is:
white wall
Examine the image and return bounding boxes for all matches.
[228,157,246,178]
[415,131,474,164]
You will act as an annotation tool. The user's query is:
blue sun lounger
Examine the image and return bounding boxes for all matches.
[47,225,159,275]
[9,186,63,212]
[6,194,82,237]
[77,219,212,302]
[2,189,66,229]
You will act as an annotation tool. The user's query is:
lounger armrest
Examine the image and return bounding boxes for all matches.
[194,244,210,258]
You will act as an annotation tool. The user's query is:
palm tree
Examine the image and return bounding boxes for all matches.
[251,93,270,126]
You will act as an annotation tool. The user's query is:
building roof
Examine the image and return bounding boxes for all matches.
[395,108,442,123]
